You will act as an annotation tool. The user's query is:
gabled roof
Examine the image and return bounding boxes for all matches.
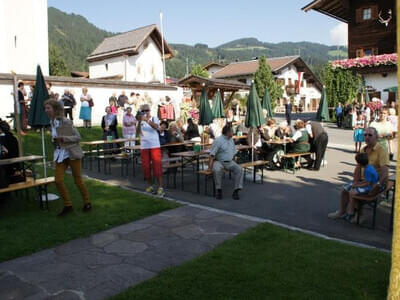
[302,0,349,23]
[87,24,174,62]
[212,56,300,79]
[203,62,226,70]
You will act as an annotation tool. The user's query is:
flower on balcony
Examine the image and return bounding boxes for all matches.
[330,53,397,69]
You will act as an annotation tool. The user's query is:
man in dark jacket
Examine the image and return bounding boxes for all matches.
[61,89,76,121]
[284,98,292,126]
[306,120,328,170]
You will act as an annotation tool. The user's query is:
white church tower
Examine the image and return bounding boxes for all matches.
[0,0,49,75]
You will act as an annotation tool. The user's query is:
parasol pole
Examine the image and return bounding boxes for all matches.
[41,127,47,178]
[12,73,23,156]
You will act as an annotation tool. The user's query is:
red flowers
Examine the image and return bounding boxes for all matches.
[330,53,397,69]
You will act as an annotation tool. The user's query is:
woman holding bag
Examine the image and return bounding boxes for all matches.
[45,99,91,216]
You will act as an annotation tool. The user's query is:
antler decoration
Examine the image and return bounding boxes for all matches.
[378,9,392,27]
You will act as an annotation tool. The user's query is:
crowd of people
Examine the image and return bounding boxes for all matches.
[336,99,397,160]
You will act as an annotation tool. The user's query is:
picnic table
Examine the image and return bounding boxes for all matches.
[233,135,247,140]
[81,138,137,171]
[0,155,54,209]
[171,150,211,193]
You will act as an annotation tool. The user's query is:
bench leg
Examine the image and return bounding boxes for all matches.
[173,169,177,189]
[253,167,256,183]
[44,185,49,210]
[181,165,184,191]
[372,201,377,229]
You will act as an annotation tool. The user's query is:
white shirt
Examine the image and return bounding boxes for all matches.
[292,129,306,141]
[51,119,69,163]
[140,116,160,149]
[80,94,91,107]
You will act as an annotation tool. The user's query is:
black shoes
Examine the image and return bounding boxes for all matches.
[232,189,240,200]
[57,206,73,217]
[390,153,394,161]
[83,203,92,212]
[216,189,222,200]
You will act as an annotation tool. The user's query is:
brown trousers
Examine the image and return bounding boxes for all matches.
[55,159,89,207]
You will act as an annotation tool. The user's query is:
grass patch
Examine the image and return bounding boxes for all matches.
[111,223,390,300]
[0,128,179,262]
[0,171,179,262]
[21,126,122,156]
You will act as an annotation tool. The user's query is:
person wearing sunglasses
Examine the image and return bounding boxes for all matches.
[137,104,164,196]
[328,127,389,220]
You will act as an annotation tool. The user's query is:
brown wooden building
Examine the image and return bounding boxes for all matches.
[303,0,397,102]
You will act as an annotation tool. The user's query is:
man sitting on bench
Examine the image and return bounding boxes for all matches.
[328,127,388,220]
[208,125,244,200]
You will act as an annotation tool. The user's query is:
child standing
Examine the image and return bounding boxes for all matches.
[353,111,365,153]
[343,152,379,222]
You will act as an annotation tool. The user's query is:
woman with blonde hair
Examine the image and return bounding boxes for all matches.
[44,99,91,216]
[137,103,164,196]
[79,87,93,128]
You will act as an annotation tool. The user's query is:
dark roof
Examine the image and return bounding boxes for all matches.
[87,24,173,62]
[71,71,89,78]
[203,62,226,70]
[302,0,349,23]
[178,75,249,92]
[213,56,299,78]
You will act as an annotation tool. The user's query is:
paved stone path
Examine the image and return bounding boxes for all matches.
[0,205,259,300]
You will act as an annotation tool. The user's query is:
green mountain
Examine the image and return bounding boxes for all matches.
[48,7,347,79]
[48,7,112,72]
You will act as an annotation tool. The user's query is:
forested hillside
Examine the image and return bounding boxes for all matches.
[48,7,347,79]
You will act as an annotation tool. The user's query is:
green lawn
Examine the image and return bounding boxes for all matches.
[112,223,390,300]
[0,128,178,262]
[21,126,122,156]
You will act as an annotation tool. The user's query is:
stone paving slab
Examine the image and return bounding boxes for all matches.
[0,205,259,300]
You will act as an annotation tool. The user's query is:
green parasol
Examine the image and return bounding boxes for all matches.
[245,82,265,128]
[28,65,50,178]
[28,65,50,127]
[245,82,265,162]
[261,87,274,118]
[212,89,225,119]
[316,87,330,122]
[198,85,214,125]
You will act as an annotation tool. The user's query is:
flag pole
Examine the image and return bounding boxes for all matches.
[160,11,167,85]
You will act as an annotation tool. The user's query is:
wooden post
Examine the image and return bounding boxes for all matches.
[12,74,23,156]
[387,1,400,298]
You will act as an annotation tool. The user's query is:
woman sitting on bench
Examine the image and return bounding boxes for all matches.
[287,120,311,168]
[0,120,21,182]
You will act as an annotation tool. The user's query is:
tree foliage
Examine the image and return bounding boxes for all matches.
[49,44,69,76]
[321,64,363,107]
[190,64,209,78]
[254,56,283,109]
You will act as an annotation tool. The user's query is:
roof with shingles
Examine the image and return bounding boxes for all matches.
[87,24,173,61]
[213,56,300,78]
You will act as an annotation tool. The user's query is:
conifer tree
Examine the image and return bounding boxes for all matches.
[254,56,283,109]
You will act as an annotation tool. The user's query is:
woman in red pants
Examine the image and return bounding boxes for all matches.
[137,104,164,196]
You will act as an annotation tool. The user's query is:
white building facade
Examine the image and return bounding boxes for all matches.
[88,25,173,83]
[213,56,322,111]
[0,0,49,75]
[0,74,183,127]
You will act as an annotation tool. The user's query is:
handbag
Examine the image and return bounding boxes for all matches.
[89,99,94,107]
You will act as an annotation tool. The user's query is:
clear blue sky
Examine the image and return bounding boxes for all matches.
[48,0,342,47]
